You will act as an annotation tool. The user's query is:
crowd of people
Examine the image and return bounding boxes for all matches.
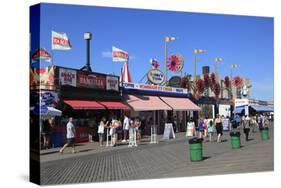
[57,115,148,154]
[186,113,271,143]
[40,112,272,154]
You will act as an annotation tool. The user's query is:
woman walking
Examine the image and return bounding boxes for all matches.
[110,116,120,147]
[98,117,109,146]
[128,118,137,147]
[198,118,204,139]
[203,117,209,139]
[134,117,142,145]
[215,114,223,142]
[186,117,195,137]
[208,119,215,142]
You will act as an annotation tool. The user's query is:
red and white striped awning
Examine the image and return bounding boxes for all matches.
[121,61,132,83]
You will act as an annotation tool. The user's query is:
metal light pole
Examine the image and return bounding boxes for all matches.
[193,49,205,82]
[230,64,238,99]
[214,57,223,82]
[164,36,176,85]
[230,64,238,81]
[81,32,92,72]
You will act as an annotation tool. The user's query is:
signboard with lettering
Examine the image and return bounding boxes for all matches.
[162,123,175,140]
[234,99,249,108]
[40,91,59,106]
[106,75,119,91]
[77,72,106,89]
[147,69,165,85]
[59,68,77,87]
[123,82,188,95]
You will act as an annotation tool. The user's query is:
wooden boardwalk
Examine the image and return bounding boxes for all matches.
[40,124,274,185]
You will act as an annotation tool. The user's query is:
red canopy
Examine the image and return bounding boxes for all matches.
[64,100,105,110]
[99,101,129,110]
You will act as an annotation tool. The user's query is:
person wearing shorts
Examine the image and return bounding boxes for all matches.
[215,114,223,142]
[208,120,215,142]
[98,117,108,146]
[60,117,76,154]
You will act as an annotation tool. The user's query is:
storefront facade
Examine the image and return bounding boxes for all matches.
[121,82,201,134]
[31,65,130,147]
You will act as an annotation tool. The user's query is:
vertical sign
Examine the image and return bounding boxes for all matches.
[59,68,77,87]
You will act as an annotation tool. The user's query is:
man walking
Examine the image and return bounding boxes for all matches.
[122,115,130,142]
[241,115,251,141]
[59,117,76,154]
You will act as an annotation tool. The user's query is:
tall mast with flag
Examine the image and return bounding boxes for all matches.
[51,31,72,66]
[112,46,132,83]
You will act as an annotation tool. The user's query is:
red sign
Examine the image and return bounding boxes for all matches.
[77,72,106,89]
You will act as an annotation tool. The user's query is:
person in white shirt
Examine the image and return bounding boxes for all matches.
[122,115,130,142]
[59,117,76,154]
[98,117,109,146]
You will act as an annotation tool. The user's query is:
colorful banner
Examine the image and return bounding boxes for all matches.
[52,31,72,50]
[106,75,119,91]
[59,68,77,87]
[77,72,106,89]
[147,69,165,85]
[112,46,129,62]
[30,66,55,90]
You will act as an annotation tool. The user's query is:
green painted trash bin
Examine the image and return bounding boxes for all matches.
[188,138,203,161]
[230,131,241,149]
[261,127,269,140]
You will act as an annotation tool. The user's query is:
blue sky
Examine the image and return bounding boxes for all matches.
[34,3,274,101]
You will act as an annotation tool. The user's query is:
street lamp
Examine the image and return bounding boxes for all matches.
[81,32,92,72]
[164,36,176,85]
[230,64,238,99]
[193,49,205,82]
[214,57,223,78]
[230,64,238,81]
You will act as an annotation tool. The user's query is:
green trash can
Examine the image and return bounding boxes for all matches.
[261,127,269,140]
[188,138,203,161]
[230,131,241,149]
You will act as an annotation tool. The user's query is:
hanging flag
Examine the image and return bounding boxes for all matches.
[121,61,132,83]
[165,37,176,42]
[52,31,72,50]
[112,46,129,62]
[150,58,160,69]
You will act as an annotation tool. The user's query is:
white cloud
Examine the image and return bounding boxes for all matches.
[101,51,112,58]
